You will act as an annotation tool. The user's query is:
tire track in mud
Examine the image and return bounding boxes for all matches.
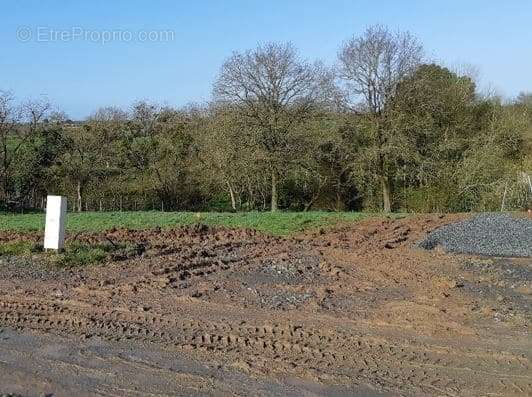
[1,297,530,396]
[1,217,531,396]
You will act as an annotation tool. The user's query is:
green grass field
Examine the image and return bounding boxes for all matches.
[0,211,378,236]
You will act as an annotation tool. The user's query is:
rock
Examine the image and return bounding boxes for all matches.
[419,213,532,258]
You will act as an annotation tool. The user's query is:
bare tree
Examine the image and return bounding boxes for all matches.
[337,25,423,211]
[21,98,52,135]
[213,42,325,211]
[48,110,69,124]
[516,92,532,106]
[131,100,160,137]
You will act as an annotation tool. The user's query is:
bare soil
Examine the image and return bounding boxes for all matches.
[0,215,531,396]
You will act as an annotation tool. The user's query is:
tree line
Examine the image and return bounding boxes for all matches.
[1,25,531,213]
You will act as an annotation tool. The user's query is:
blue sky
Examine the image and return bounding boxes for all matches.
[1,0,531,119]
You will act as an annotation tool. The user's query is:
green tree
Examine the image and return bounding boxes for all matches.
[337,25,423,211]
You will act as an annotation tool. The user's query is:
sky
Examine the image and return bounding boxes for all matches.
[1,0,531,119]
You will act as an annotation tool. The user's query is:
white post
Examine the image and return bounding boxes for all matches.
[44,195,67,251]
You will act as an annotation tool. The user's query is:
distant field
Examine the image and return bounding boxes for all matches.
[0,211,378,236]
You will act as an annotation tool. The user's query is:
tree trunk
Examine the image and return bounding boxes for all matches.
[227,181,237,211]
[271,169,278,212]
[375,118,392,213]
[76,181,82,212]
[335,190,343,212]
[1,143,8,203]
[380,175,391,213]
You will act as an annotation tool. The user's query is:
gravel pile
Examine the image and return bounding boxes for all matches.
[419,213,532,257]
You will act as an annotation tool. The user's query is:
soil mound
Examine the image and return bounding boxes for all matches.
[1,214,531,395]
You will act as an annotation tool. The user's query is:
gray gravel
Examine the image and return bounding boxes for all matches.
[419,213,532,257]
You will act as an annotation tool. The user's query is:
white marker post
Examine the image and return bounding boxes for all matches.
[44,195,67,251]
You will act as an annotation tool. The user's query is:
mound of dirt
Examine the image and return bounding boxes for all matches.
[1,214,531,396]
[419,212,532,257]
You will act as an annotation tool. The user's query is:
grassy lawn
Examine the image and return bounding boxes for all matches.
[0,211,378,236]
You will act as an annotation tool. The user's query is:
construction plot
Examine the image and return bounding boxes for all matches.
[0,215,531,396]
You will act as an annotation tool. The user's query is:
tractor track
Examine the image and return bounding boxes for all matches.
[1,296,530,396]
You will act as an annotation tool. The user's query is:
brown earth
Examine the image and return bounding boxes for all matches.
[0,215,531,396]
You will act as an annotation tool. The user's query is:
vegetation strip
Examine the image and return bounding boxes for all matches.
[0,211,372,235]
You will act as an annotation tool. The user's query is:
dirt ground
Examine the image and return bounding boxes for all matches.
[0,215,531,396]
